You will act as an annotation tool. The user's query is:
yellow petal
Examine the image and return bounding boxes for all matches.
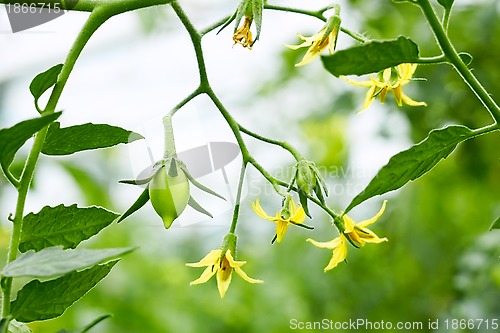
[379,87,388,103]
[295,49,320,67]
[359,85,377,112]
[324,236,348,271]
[276,220,289,243]
[190,265,217,285]
[392,85,403,106]
[341,76,373,88]
[382,68,392,82]
[357,200,387,228]
[401,92,427,107]
[355,226,388,244]
[306,237,341,250]
[234,266,264,284]
[224,250,246,268]
[251,199,276,222]
[290,206,306,224]
[285,40,312,50]
[185,249,221,267]
[397,63,417,81]
[216,266,233,298]
[343,215,356,233]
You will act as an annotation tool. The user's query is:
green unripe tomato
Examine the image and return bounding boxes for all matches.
[149,162,190,229]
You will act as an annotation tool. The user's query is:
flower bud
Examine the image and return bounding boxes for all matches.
[149,159,190,228]
[296,160,317,195]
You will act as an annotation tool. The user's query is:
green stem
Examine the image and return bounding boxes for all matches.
[415,54,448,64]
[239,125,303,161]
[229,162,247,234]
[248,158,339,219]
[1,169,19,188]
[264,3,368,43]
[170,0,342,230]
[168,88,203,117]
[170,1,209,87]
[417,0,500,124]
[442,5,452,32]
[1,8,109,318]
[162,115,176,158]
[0,0,175,13]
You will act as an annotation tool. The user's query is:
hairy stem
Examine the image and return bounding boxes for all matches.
[1,8,109,317]
[229,162,247,234]
[417,0,500,124]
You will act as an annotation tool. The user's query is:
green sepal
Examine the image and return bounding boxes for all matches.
[234,0,247,33]
[222,233,237,255]
[119,177,153,186]
[116,188,150,223]
[289,221,314,230]
[312,165,329,197]
[188,196,213,218]
[298,189,312,219]
[251,0,264,42]
[314,181,326,205]
[179,163,226,200]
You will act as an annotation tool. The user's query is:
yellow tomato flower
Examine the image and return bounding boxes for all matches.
[343,63,427,111]
[251,197,308,243]
[287,16,341,67]
[307,200,388,271]
[186,248,263,298]
[233,16,253,49]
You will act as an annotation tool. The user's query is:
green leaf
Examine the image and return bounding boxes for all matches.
[20,204,119,252]
[345,125,473,213]
[8,320,32,333]
[116,188,150,223]
[29,64,63,109]
[490,217,500,231]
[41,122,143,156]
[0,113,61,172]
[437,0,454,10]
[2,246,133,278]
[10,261,118,323]
[321,36,420,77]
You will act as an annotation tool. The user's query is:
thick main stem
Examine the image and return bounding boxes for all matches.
[417,0,500,124]
[1,8,109,317]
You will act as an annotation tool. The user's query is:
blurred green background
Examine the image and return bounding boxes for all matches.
[1,0,499,332]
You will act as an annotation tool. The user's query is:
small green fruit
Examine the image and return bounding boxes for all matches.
[149,160,190,228]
